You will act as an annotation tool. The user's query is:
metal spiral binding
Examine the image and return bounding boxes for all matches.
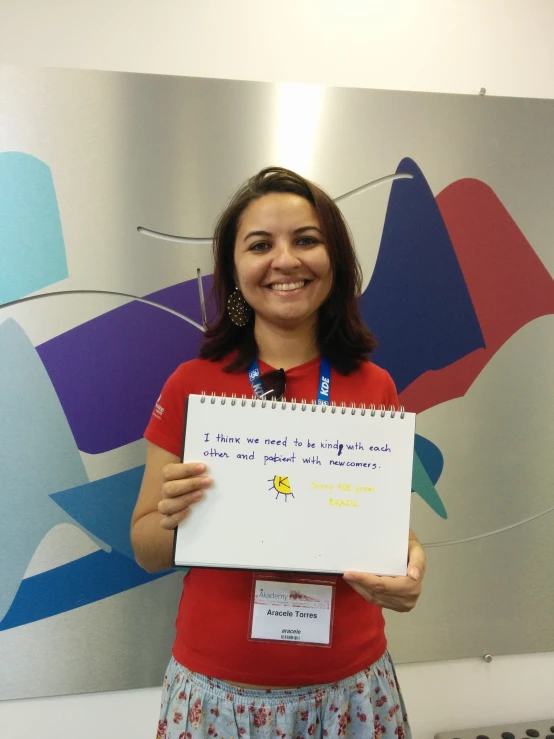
[199,393,404,417]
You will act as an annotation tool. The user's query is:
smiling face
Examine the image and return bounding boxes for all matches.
[234,193,333,333]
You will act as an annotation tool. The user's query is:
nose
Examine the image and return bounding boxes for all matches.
[270,240,301,271]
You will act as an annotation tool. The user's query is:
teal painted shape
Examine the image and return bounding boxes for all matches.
[0,152,68,304]
[412,450,448,519]
[51,466,146,561]
[0,319,89,624]
[414,434,443,484]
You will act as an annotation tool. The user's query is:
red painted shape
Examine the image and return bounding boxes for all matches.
[400,178,554,413]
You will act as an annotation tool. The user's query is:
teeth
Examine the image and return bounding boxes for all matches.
[270,281,306,292]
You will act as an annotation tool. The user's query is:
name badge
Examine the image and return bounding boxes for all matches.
[249,576,335,646]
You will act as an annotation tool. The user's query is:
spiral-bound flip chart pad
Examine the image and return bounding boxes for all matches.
[174,395,416,575]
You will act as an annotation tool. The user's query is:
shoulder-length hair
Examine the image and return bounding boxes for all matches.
[199,166,377,374]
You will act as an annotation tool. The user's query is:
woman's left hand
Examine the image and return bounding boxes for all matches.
[343,530,426,612]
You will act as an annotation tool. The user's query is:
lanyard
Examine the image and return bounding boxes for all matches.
[248,356,332,405]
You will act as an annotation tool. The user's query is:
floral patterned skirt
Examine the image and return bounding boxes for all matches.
[157,651,411,739]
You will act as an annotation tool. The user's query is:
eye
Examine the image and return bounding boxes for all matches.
[297,236,319,246]
[248,241,272,252]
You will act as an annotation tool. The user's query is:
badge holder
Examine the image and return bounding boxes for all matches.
[248,571,337,648]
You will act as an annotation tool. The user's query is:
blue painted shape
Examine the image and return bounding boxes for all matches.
[414,434,444,485]
[0,550,169,631]
[51,466,146,561]
[360,158,485,393]
[0,318,89,625]
[0,152,68,304]
[412,451,448,519]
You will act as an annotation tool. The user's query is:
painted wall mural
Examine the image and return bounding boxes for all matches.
[1,66,553,699]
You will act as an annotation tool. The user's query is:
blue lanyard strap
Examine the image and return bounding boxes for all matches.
[248,356,331,405]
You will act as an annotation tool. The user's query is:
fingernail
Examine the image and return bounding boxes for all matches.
[195,464,206,473]
[408,567,420,581]
[192,491,203,500]
[201,477,212,487]
[343,572,355,581]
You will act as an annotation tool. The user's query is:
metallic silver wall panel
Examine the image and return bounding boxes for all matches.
[0,65,553,700]
[386,505,554,663]
[0,573,184,699]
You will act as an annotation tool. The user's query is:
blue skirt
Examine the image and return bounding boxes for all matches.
[157,651,411,739]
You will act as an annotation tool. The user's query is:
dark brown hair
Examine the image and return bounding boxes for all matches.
[199,166,377,374]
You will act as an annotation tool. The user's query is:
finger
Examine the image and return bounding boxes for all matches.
[343,571,398,593]
[158,488,205,516]
[343,571,381,587]
[163,462,206,482]
[343,579,402,609]
[162,475,212,499]
[407,541,426,581]
[373,575,419,597]
[160,507,192,530]
[344,571,417,598]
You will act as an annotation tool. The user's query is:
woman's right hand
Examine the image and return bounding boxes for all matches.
[157,462,212,530]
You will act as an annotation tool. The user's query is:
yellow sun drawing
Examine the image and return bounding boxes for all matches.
[268,475,294,502]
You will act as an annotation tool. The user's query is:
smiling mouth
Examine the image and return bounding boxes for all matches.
[268,280,309,292]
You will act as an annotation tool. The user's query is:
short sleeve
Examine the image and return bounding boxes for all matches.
[143,366,187,457]
[382,371,400,409]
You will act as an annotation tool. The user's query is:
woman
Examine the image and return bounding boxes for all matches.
[131,167,425,739]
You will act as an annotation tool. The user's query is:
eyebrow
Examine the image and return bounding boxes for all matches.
[243,226,323,242]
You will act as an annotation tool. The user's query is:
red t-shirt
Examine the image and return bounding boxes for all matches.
[144,355,400,686]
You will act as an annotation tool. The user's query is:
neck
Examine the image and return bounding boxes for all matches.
[254,316,319,371]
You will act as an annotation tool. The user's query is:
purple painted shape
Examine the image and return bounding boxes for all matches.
[148,274,213,325]
[36,276,210,454]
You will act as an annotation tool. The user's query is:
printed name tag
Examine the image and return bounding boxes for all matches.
[250,579,334,645]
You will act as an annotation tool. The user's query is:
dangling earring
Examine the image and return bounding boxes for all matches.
[227,287,252,327]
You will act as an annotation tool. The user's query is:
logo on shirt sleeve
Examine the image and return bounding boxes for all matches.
[153,393,164,420]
